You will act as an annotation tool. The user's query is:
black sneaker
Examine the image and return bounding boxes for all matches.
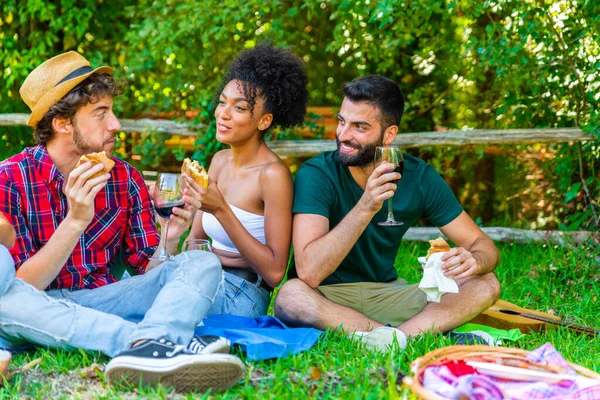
[187,335,230,355]
[106,337,244,393]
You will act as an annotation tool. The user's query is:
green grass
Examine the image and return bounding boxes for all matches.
[3,242,599,399]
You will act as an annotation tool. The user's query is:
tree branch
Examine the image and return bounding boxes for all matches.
[539,0,587,127]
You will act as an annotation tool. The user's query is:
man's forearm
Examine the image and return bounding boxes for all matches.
[297,203,374,287]
[15,216,86,289]
[470,236,500,274]
[0,222,16,248]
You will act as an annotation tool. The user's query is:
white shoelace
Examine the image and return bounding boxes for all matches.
[187,337,206,354]
[165,344,187,358]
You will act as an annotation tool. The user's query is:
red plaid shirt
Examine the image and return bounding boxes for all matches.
[0,145,160,290]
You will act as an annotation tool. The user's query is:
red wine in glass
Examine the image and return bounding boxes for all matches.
[150,173,183,261]
[156,201,185,219]
[390,160,405,184]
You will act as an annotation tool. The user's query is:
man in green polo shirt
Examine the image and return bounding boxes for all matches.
[274,75,501,351]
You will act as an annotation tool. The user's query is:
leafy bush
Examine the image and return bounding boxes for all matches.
[1,0,598,230]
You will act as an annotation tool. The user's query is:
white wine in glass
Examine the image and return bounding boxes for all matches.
[150,173,184,261]
[375,146,404,226]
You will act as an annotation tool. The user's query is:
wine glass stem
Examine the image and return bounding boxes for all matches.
[161,219,171,258]
[386,198,396,222]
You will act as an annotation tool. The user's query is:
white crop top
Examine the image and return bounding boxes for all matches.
[202,203,266,254]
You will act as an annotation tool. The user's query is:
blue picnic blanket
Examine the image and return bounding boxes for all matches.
[0,313,323,360]
[195,314,323,361]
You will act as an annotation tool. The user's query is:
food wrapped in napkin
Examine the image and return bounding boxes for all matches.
[418,238,459,302]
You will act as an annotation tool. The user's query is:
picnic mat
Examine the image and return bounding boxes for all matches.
[195,314,323,361]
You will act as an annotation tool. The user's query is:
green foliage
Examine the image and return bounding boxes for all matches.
[0,0,132,155]
[1,0,598,229]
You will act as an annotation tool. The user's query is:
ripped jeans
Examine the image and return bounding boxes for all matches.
[0,246,221,357]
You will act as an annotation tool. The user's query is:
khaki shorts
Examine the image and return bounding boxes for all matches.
[317,279,427,327]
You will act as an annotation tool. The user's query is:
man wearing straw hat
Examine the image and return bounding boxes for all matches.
[0,51,243,392]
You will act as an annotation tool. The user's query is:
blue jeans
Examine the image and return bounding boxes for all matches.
[0,246,221,357]
[209,271,271,318]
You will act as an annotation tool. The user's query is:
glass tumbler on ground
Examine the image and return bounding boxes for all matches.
[183,239,213,253]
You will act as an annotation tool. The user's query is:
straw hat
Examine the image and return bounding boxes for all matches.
[19,51,114,127]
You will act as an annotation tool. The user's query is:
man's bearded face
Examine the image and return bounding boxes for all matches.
[335,134,383,167]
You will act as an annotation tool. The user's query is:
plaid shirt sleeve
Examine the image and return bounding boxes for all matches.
[0,168,36,268]
[123,167,160,273]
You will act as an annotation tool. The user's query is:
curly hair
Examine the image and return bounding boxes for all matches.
[34,73,122,145]
[215,43,308,130]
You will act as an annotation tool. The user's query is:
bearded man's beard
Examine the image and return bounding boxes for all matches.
[335,135,383,167]
[72,123,102,154]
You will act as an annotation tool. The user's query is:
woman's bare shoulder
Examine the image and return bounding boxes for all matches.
[208,150,232,173]
[259,158,292,188]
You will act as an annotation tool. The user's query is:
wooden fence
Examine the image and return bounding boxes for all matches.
[1,113,598,245]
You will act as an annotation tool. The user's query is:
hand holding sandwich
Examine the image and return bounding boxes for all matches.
[180,158,227,217]
[63,152,113,229]
[439,241,481,279]
[425,237,481,279]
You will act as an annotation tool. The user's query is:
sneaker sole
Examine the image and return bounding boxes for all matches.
[106,353,245,393]
[201,338,231,354]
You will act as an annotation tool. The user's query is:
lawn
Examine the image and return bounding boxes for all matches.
[2,241,599,399]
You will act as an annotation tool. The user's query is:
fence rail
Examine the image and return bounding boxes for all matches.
[405,227,599,246]
[0,113,594,157]
[2,113,597,245]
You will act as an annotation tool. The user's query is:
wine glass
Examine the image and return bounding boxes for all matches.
[150,173,184,261]
[183,239,213,253]
[375,146,404,226]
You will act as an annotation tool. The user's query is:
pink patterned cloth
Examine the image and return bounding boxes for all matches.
[422,343,600,399]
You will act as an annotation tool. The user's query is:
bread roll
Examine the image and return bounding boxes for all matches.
[75,151,115,179]
[426,237,451,259]
[181,158,209,188]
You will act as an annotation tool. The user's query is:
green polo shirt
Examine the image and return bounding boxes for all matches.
[289,150,463,286]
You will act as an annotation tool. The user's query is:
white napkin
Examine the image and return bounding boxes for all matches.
[418,252,459,302]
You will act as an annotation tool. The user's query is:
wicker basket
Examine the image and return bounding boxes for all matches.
[402,345,600,400]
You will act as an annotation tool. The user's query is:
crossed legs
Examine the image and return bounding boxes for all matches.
[274,273,500,336]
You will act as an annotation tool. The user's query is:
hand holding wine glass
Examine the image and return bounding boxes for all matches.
[374,146,404,226]
[150,173,184,261]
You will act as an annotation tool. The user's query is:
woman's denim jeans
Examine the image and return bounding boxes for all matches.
[209,271,271,318]
[0,247,221,357]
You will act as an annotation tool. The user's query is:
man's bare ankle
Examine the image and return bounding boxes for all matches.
[132,339,149,348]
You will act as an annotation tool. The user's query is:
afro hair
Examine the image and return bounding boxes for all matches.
[215,43,308,130]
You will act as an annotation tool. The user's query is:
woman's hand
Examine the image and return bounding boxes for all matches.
[182,174,228,217]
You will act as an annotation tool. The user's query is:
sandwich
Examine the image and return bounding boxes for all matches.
[181,158,209,188]
[426,237,451,259]
[75,151,115,179]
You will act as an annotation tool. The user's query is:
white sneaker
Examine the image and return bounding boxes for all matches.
[350,326,407,352]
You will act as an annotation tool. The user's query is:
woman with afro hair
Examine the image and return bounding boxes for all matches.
[184,43,308,317]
